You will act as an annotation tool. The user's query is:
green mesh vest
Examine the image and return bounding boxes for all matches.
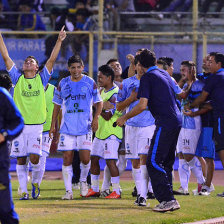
[43,84,55,132]
[13,74,46,125]
[95,86,123,140]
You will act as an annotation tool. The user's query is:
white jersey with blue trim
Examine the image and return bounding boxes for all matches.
[53,75,102,135]
[181,79,204,129]
[117,75,155,127]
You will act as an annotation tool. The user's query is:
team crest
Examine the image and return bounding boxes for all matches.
[28,84,32,89]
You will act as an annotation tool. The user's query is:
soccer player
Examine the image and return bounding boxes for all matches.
[187,52,224,197]
[116,55,156,206]
[49,55,102,200]
[86,64,122,199]
[0,84,24,223]
[100,59,127,196]
[0,27,66,200]
[116,49,181,212]
[176,61,205,195]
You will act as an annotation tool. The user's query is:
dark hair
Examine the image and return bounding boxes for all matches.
[157,59,168,70]
[68,55,84,67]
[134,54,141,65]
[181,60,196,69]
[0,72,12,91]
[209,52,224,67]
[158,56,173,67]
[106,58,119,65]
[98,64,114,82]
[25,56,39,66]
[138,49,156,68]
[136,48,145,53]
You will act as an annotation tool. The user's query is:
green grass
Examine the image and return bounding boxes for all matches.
[11,180,224,224]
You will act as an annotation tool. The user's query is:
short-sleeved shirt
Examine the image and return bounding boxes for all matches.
[138,66,182,129]
[53,75,102,136]
[117,75,155,127]
[203,68,224,119]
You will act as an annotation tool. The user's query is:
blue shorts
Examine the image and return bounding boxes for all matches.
[213,117,224,152]
[195,127,215,159]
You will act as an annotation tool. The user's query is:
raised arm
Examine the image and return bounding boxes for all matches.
[45,26,66,73]
[0,33,14,70]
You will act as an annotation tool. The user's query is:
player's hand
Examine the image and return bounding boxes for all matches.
[58,25,66,42]
[103,101,114,110]
[116,115,126,127]
[126,54,135,63]
[183,109,195,117]
[184,103,191,111]
[129,88,138,102]
[49,126,55,139]
[0,134,5,144]
[91,117,99,133]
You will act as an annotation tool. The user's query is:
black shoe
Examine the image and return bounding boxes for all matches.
[217,192,224,197]
[134,194,140,205]
[147,191,155,199]
[138,197,146,206]
[132,186,137,197]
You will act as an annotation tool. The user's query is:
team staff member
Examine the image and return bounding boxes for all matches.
[0,26,66,200]
[0,86,24,224]
[116,49,182,212]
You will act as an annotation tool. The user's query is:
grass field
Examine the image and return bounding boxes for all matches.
[11,179,224,224]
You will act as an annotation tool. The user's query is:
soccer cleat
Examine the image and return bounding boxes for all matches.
[138,197,147,207]
[134,194,140,205]
[209,183,215,192]
[132,186,137,197]
[18,186,22,196]
[147,191,155,199]
[100,189,112,198]
[72,182,80,190]
[32,183,40,199]
[217,192,224,197]
[199,185,211,196]
[85,188,100,198]
[80,181,89,197]
[173,187,189,196]
[105,191,121,199]
[192,183,203,196]
[20,192,29,200]
[153,200,180,212]
[62,191,73,200]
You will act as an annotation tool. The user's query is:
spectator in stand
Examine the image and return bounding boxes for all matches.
[134,0,160,12]
[0,0,15,30]
[17,0,46,37]
[201,0,224,16]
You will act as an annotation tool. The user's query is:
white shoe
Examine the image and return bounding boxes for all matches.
[209,183,215,192]
[62,191,73,200]
[72,183,80,190]
[80,182,88,197]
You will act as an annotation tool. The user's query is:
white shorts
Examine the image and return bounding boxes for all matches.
[58,132,92,151]
[177,128,201,155]
[125,125,156,159]
[42,132,52,157]
[10,124,43,158]
[91,136,119,160]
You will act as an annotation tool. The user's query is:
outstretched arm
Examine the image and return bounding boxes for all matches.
[45,26,66,73]
[0,33,14,70]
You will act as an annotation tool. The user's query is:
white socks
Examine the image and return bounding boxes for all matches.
[111,176,120,195]
[178,159,190,190]
[132,167,141,195]
[37,154,47,186]
[117,155,127,176]
[31,162,40,184]
[140,165,149,199]
[101,165,111,191]
[16,164,28,193]
[188,157,205,185]
[62,165,73,192]
[91,174,100,192]
[80,162,90,182]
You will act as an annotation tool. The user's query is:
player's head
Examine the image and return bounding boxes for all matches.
[157,59,168,71]
[202,54,210,73]
[23,56,39,73]
[136,48,145,55]
[209,52,224,73]
[134,54,144,76]
[0,72,12,91]
[180,60,196,81]
[97,64,114,88]
[158,56,174,76]
[138,49,156,69]
[68,55,84,79]
[106,58,122,77]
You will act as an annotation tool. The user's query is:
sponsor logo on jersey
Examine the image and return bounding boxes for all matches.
[22,90,40,97]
